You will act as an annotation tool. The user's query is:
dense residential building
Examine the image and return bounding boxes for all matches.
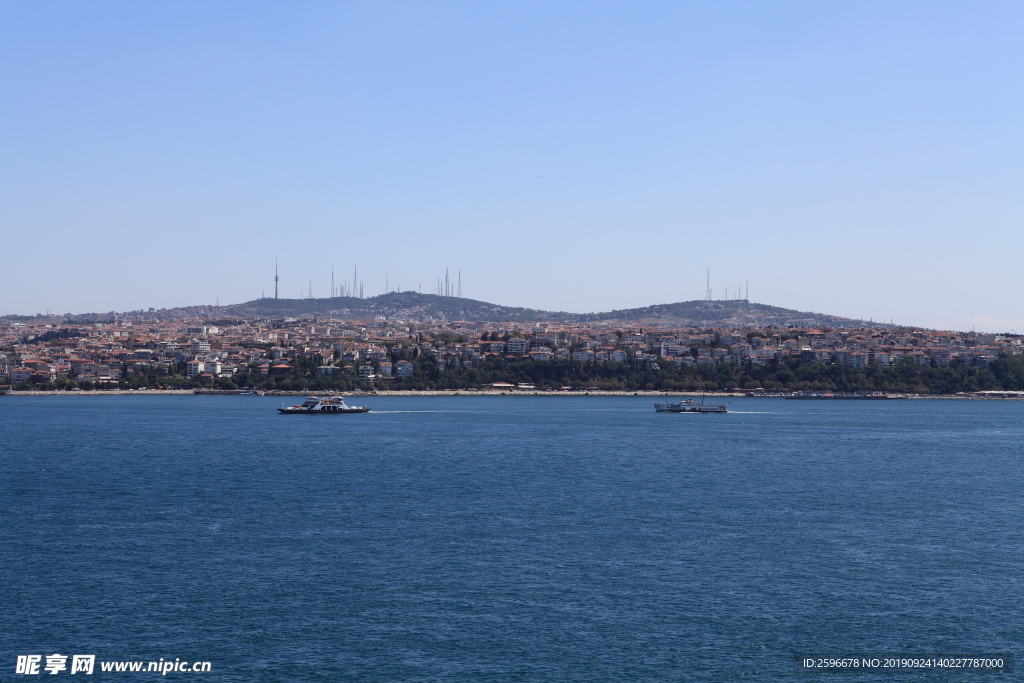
[1,312,1022,393]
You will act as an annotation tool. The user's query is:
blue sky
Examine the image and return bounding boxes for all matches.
[2,1,1022,331]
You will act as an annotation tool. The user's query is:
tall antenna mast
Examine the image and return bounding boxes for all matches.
[331,267,335,298]
[458,269,462,298]
[274,258,279,300]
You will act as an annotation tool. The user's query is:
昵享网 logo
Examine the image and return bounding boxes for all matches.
[14,654,211,675]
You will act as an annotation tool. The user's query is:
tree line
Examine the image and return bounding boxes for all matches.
[14,353,1024,394]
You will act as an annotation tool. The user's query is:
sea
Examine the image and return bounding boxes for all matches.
[1,395,1021,681]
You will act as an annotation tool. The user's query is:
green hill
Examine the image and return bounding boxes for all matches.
[224,292,878,328]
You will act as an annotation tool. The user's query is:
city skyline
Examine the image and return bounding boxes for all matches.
[2,2,1022,331]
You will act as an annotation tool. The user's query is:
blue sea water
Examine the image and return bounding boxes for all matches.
[1,395,1022,681]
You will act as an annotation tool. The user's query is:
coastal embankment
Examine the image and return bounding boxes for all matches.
[3,389,1022,399]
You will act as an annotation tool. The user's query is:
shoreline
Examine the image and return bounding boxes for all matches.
[2,389,1022,400]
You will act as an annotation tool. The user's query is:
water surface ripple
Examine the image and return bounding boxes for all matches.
[2,396,1021,681]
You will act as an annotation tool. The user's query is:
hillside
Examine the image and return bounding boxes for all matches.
[578,299,879,327]
[221,292,881,328]
[225,292,571,323]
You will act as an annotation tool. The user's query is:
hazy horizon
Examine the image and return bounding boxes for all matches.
[3,2,1022,332]
[2,288,1010,334]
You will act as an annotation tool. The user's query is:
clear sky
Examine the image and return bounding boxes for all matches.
[2,1,1022,331]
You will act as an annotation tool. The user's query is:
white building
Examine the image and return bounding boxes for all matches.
[506,338,528,354]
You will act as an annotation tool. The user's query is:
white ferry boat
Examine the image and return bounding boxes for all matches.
[277,396,370,414]
[654,398,728,413]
